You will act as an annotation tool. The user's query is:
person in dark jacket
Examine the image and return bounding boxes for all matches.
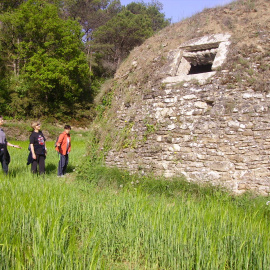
[0,116,21,174]
[29,121,47,175]
[55,125,71,177]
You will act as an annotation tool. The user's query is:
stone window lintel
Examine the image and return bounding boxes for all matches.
[163,34,231,85]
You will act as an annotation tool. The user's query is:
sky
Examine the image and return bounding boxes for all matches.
[120,0,234,23]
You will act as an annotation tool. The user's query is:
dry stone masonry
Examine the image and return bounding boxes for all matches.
[162,34,231,84]
[105,34,270,195]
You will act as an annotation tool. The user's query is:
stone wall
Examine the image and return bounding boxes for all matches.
[105,35,270,195]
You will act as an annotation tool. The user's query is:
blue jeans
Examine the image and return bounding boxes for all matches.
[58,154,69,176]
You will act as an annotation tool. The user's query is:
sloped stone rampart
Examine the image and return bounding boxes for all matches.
[106,80,270,194]
[105,34,270,195]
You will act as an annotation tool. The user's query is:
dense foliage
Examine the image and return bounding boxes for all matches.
[0,0,25,12]
[0,0,169,119]
[92,1,170,75]
[0,0,91,118]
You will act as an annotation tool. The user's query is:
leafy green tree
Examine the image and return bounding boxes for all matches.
[67,0,121,41]
[92,1,170,75]
[92,10,152,74]
[0,42,9,113]
[144,0,170,31]
[126,1,170,33]
[0,0,91,118]
[64,0,121,75]
[0,0,25,13]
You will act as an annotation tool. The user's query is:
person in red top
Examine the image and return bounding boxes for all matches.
[56,125,71,177]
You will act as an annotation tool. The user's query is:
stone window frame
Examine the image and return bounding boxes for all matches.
[163,34,231,84]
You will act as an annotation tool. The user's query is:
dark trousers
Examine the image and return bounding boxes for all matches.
[0,149,8,174]
[31,154,45,175]
[58,154,69,176]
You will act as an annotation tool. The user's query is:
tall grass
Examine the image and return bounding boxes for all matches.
[1,140,270,269]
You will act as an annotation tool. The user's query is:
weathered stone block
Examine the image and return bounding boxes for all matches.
[206,161,233,172]
[195,101,208,109]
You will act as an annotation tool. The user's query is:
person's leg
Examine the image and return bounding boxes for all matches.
[31,159,38,174]
[38,155,45,175]
[2,157,8,174]
[63,154,69,175]
[0,151,8,174]
[58,154,65,176]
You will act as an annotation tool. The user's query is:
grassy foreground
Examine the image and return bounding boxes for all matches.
[1,140,270,269]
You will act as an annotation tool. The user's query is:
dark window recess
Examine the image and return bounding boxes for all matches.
[188,63,213,75]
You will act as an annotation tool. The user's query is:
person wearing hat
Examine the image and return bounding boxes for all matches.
[29,121,47,175]
[0,116,21,174]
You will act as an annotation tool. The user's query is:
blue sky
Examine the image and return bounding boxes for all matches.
[120,0,234,23]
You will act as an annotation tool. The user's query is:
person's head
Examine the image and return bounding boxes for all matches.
[0,116,3,126]
[64,125,71,134]
[31,121,41,131]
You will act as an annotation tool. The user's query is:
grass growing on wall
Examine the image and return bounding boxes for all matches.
[1,140,270,269]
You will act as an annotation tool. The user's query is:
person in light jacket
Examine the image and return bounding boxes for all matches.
[55,125,71,177]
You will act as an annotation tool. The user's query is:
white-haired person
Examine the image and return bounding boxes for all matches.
[0,116,21,174]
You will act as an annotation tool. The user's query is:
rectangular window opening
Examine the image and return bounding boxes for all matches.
[184,49,217,75]
[188,63,213,75]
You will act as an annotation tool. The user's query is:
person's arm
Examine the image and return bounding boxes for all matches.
[29,134,36,159]
[30,144,36,160]
[56,134,64,151]
[7,142,21,149]
[68,135,71,153]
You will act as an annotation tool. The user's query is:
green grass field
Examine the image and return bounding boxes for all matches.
[1,139,270,269]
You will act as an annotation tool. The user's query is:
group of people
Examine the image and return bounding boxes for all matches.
[0,116,71,177]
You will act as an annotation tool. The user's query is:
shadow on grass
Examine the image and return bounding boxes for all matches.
[6,163,57,177]
[78,164,233,199]
[3,162,75,177]
[46,162,57,174]
[66,164,76,173]
[46,162,75,175]
[5,164,29,177]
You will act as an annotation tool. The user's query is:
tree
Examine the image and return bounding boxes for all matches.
[0,0,26,13]
[67,0,121,41]
[126,1,170,31]
[0,0,91,118]
[93,10,152,74]
[64,0,121,75]
[144,0,170,31]
[92,1,170,75]
[0,41,9,114]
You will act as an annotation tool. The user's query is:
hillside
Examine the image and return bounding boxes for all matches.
[114,0,269,88]
[91,0,270,194]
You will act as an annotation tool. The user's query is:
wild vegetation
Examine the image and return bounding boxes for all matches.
[1,0,270,268]
[0,0,169,120]
[0,136,270,269]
